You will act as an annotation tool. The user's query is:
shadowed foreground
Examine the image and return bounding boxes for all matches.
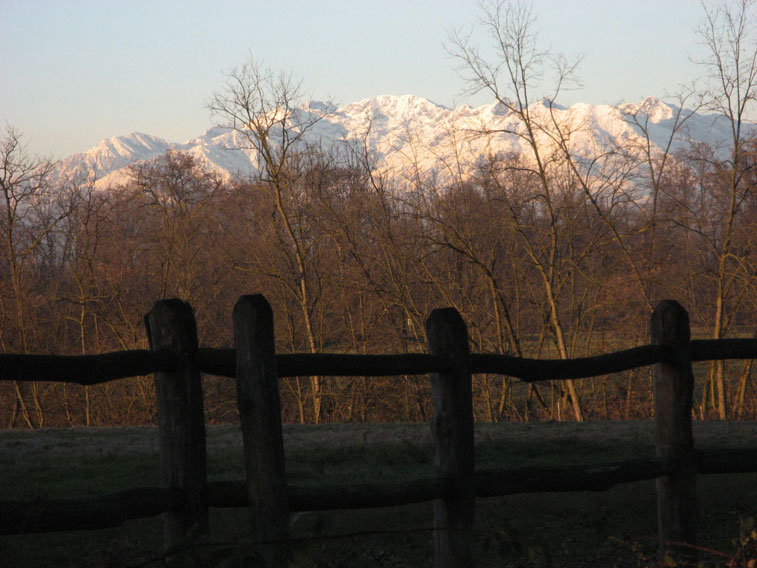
[1,420,755,567]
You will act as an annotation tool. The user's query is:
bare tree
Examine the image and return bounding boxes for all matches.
[694,0,757,419]
[127,150,224,303]
[448,0,588,421]
[209,59,329,422]
[55,178,113,425]
[0,125,67,427]
[620,91,703,306]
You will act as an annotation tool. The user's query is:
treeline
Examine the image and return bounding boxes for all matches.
[3,0,757,427]
[1,129,756,428]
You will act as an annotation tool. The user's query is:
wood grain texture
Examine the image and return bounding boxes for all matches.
[233,294,289,565]
[427,307,475,568]
[651,300,697,562]
[145,299,208,562]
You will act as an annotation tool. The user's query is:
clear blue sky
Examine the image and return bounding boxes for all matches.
[1,0,705,159]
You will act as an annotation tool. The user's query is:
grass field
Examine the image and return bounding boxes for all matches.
[1,420,756,567]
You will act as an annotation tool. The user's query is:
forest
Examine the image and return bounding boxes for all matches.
[2,0,757,428]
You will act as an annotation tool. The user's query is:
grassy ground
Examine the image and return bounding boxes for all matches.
[1,420,756,567]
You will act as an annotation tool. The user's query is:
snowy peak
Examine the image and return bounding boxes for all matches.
[335,94,451,136]
[78,132,173,172]
[345,94,446,115]
[50,94,753,189]
[619,96,679,123]
[50,132,171,185]
[94,132,171,159]
[306,100,339,115]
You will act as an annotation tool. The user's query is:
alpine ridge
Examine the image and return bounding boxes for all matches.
[50,95,751,189]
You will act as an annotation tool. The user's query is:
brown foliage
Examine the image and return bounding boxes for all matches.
[1,118,757,427]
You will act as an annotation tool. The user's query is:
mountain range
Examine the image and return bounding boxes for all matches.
[49,94,749,189]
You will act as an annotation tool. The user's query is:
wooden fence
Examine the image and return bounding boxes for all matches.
[2,295,757,566]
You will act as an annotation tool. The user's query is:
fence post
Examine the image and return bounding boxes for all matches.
[233,294,289,565]
[651,300,697,563]
[426,307,475,568]
[145,299,208,563]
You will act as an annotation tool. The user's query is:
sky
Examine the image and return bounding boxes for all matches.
[1,0,708,160]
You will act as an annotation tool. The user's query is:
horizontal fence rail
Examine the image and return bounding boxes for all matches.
[0,488,183,534]
[192,349,453,378]
[1,295,757,566]
[5,447,757,535]
[472,345,667,381]
[691,338,757,361]
[6,339,757,385]
[0,350,178,385]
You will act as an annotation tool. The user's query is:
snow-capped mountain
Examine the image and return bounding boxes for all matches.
[51,132,172,186]
[50,94,751,190]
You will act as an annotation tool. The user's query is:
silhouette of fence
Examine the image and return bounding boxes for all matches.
[2,295,757,566]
